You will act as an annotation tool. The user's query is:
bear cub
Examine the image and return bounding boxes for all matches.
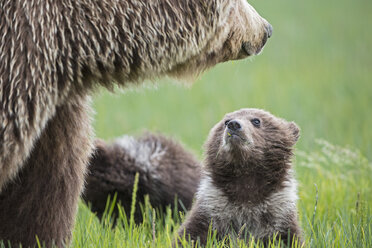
[176,108,302,246]
[83,133,201,223]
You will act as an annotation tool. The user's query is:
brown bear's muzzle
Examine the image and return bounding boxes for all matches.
[241,23,273,56]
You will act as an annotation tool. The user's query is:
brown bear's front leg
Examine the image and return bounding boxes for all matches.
[0,96,93,247]
[176,202,211,246]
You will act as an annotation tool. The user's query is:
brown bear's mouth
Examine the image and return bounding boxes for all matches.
[241,27,271,57]
[225,131,247,143]
[224,130,254,149]
[242,42,253,56]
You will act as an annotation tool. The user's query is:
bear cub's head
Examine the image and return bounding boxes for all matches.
[204,108,300,175]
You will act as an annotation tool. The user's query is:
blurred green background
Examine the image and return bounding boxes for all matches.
[93,0,372,159]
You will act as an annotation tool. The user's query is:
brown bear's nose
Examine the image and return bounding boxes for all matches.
[266,24,273,38]
[260,24,273,51]
[227,120,242,132]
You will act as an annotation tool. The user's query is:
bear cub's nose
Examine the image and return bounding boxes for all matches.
[227,120,242,132]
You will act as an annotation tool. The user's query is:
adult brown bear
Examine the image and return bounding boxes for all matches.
[0,0,272,246]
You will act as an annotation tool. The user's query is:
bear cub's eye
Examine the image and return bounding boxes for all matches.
[251,118,261,127]
[224,120,231,126]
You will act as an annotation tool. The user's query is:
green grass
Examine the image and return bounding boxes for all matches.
[82,0,372,246]
[2,140,371,247]
[69,141,372,247]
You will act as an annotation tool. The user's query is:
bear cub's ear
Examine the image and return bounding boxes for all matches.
[288,121,300,144]
[93,139,108,158]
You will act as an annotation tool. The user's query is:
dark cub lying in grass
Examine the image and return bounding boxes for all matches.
[83,133,201,223]
[176,108,303,246]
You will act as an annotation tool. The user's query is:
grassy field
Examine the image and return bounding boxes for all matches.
[70,140,372,247]
[61,0,372,246]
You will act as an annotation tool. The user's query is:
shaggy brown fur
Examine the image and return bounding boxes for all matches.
[0,0,271,246]
[177,108,302,246]
[83,133,201,223]
[0,97,93,247]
